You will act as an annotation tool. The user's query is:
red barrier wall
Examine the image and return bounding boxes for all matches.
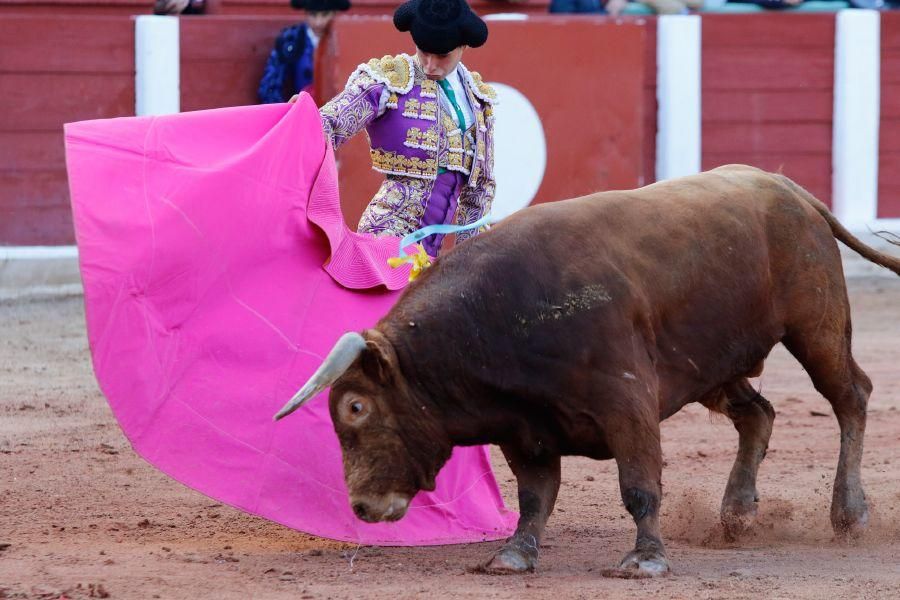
[222,0,550,16]
[319,16,650,226]
[180,16,296,111]
[701,14,835,206]
[0,15,134,245]
[642,17,657,188]
[0,0,549,17]
[880,12,900,219]
[0,0,145,16]
[4,11,894,247]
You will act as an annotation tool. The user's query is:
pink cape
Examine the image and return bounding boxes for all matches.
[64,95,516,545]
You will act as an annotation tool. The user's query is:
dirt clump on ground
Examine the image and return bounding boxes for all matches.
[3,278,900,599]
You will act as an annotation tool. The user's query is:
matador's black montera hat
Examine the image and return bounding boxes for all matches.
[393,0,488,55]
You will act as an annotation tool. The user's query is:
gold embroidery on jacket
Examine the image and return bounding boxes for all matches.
[420,79,438,98]
[363,54,413,92]
[371,148,438,179]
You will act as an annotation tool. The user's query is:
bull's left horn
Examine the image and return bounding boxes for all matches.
[273,332,367,421]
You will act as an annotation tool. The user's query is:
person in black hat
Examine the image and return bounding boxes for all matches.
[292,0,498,258]
[258,0,351,104]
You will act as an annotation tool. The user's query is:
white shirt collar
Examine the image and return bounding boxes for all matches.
[306,27,320,48]
[440,65,474,130]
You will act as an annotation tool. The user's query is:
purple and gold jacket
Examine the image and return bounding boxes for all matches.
[319,54,497,243]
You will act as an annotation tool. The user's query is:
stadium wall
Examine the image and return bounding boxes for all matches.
[701,14,836,206]
[0,15,134,245]
[1,10,898,287]
[881,12,900,218]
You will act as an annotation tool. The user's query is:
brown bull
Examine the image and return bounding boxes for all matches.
[275,165,900,577]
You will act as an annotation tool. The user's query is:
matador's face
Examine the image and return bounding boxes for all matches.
[416,46,466,80]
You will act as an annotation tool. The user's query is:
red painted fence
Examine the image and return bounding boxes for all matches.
[881,12,900,218]
[0,15,134,245]
[317,16,650,225]
[2,11,897,246]
[701,14,836,206]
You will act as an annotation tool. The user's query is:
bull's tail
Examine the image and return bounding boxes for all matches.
[785,177,900,276]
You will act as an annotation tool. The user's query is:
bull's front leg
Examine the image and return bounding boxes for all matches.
[479,446,561,574]
[602,410,670,579]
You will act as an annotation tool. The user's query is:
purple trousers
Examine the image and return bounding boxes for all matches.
[420,170,465,257]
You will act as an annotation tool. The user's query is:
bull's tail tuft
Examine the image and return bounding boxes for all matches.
[871,228,900,249]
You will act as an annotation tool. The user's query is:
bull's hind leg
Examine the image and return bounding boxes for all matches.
[703,379,776,540]
[601,406,670,578]
[784,309,872,537]
[479,446,561,574]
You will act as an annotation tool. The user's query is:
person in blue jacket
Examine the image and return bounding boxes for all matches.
[258,0,351,104]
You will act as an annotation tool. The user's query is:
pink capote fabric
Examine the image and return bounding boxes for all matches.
[64,95,517,545]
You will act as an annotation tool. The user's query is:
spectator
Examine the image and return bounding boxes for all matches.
[153,0,207,15]
[549,0,627,13]
[638,0,702,13]
[258,0,351,104]
[727,0,803,8]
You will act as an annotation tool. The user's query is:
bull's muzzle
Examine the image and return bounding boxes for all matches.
[350,493,411,523]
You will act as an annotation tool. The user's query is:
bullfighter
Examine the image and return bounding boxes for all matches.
[292,0,498,257]
[258,0,351,104]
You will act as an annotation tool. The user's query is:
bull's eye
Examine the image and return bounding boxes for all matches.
[340,396,370,425]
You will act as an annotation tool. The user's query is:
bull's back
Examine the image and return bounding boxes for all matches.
[477,165,832,313]
[394,166,840,425]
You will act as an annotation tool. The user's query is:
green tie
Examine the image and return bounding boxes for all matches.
[438,78,467,130]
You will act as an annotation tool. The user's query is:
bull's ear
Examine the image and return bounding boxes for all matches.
[361,329,398,386]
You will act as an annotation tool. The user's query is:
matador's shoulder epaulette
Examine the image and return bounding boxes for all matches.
[348,54,415,95]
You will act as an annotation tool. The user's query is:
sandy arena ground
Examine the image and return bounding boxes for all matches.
[2,277,900,599]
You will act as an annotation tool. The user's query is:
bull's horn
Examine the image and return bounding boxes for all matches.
[273,332,367,421]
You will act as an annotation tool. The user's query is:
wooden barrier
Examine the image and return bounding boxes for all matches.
[3,10,898,246]
[180,16,296,111]
[881,12,900,219]
[701,14,835,205]
[642,17,657,188]
[0,15,134,245]
[0,0,550,17]
[318,16,650,225]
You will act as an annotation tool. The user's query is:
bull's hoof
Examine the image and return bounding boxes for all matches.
[832,504,869,541]
[600,550,670,579]
[721,500,758,541]
[831,485,869,541]
[475,546,536,575]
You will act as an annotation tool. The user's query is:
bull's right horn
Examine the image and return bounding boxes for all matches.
[273,332,366,421]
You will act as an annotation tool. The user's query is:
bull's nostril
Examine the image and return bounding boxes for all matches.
[352,502,368,520]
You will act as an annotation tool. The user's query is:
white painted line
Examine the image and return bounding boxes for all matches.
[135,15,180,116]
[656,15,701,182]
[832,10,880,228]
[0,246,79,260]
[0,284,84,302]
[484,13,529,20]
